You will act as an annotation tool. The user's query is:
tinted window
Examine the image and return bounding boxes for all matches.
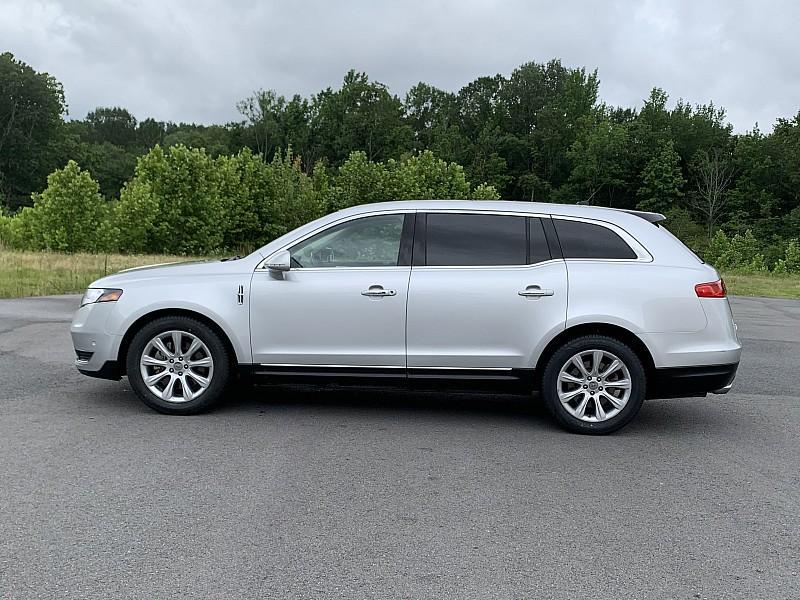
[528,217,552,264]
[290,214,405,268]
[425,213,527,266]
[554,219,637,259]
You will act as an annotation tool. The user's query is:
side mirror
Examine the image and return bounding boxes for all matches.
[264,250,291,272]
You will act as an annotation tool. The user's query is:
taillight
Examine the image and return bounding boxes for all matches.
[695,279,726,298]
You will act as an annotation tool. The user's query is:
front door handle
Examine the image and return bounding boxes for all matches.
[518,285,554,297]
[361,285,397,297]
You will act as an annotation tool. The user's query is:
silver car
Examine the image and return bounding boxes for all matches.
[71,200,741,433]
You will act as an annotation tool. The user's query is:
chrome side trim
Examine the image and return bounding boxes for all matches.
[257,364,513,371]
[259,363,405,368]
[412,259,561,272]
[411,366,513,371]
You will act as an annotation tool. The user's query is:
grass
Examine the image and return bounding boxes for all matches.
[0,248,799,300]
[0,249,204,299]
[721,272,800,300]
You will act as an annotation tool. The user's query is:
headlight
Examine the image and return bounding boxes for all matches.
[80,288,123,307]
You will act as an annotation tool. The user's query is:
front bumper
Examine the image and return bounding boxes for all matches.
[648,362,739,399]
[71,302,122,378]
[78,360,121,380]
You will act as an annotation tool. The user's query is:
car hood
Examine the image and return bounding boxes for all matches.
[88,257,259,288]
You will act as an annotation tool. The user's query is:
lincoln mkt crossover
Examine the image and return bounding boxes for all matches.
[71,200,741,433]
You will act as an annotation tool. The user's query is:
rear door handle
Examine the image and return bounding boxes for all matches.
[518,285,554,297]
[361,285,396,297]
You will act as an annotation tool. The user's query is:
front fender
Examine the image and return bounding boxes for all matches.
[105,276,252,364]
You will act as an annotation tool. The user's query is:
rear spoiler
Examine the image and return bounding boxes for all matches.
[616,209,666,224]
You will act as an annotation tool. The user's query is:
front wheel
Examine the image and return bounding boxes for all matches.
[541,335,646,434]
[126,316,231,415]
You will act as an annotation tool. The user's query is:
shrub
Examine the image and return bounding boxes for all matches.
[774,239,800,274]
[114,145,224,254]
[326,151,388,211]
[262,149,327,240]
[383,150,472,200]
[115,179,159,254]
[17,161,115,252]
[0,209,11,246]
[216,149,267,251]
[704,229,767,272]
[6,146,501,255]
[327,150,499,211]
[470,183,501,200]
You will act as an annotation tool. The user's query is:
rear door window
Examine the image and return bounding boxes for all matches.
[553,219,637,260]
[424,213,528,266]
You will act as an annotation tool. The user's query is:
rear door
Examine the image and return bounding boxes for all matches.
[406,212,567,371]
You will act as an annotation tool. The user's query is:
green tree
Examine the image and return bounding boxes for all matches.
[689,148,736,238]
[636,140,685,213]
[566,117,629,205]
[163,124,232,157]
[311,71,413,164]
[84,107,139,148]
[236,89,287,160]
[501,61,600,199]
[0,52,67,209]
[72,141,138,198]
[662,207,707,253]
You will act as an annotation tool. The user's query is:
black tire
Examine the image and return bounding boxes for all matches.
[126,316,231,415]
[541,335,646,434]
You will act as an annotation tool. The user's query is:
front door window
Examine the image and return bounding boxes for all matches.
[290,214,405,268]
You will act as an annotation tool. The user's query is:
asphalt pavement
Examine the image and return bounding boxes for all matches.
[0,295,798,599]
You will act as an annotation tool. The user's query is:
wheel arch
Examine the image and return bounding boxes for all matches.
[118,308,238,377]
[533,322,656,388]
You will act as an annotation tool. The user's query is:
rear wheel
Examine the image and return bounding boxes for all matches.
[126,316,231,414]
[541,335,646,434]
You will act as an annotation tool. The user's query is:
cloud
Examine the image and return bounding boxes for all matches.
[2,0,798,131]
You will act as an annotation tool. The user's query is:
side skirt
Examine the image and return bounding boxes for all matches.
[241,365,536,393]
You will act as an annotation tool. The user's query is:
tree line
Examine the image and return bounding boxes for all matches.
[0,51,798,270]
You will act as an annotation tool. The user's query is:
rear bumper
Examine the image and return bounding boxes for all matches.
[648,362,739,399]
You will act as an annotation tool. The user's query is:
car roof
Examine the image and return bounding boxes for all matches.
[337,200,664,224]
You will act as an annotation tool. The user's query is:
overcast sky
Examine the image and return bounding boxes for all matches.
[2,0,798,132]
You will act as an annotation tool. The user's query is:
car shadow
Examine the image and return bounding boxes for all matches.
[222,382,549,419]
[86,377,737,436]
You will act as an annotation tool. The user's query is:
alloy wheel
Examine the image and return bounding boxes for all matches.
[557,349,632,422]
[139,330,214,403]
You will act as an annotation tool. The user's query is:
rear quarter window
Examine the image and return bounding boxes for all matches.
[554,219,637,260]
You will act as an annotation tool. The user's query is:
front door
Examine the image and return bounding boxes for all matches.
[249,212,412,368]
[406,212,568,370]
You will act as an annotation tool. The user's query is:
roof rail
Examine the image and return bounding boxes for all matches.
[616,209,666,224]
